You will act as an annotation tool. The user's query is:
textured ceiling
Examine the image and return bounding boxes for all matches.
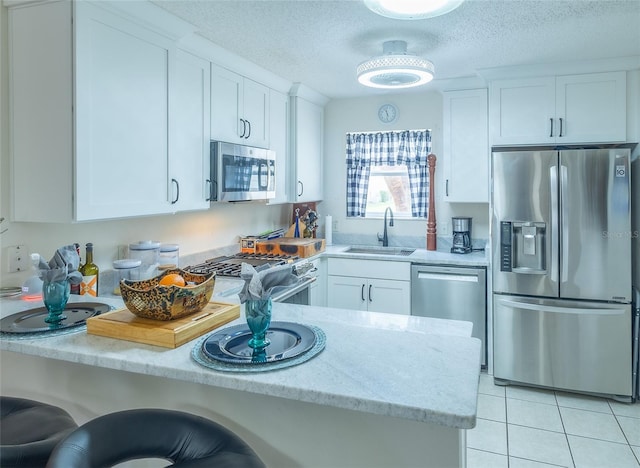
[152,0,640,99]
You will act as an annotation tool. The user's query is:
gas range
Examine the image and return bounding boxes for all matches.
[184,253,299,278]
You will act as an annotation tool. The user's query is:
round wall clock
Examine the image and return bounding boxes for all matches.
[378,103,397,124]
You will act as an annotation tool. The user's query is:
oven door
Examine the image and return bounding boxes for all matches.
[210,141,275,202]
[272,277,315,305]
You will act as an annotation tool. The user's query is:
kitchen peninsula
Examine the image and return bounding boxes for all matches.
[0,296,481,468]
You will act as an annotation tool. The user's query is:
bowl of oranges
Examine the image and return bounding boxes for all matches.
[120,268,215,321]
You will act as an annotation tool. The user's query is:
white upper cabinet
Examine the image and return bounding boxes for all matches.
[490,72,626,145]
[75,2,174,220]
[168,49,212,212]
[442,89,489,203]
[210,64,270,148]
[554,73,626,144]
[9,0,204,222]
[10,0,73,222]
[290,93,324,202]
[267,89,289,204]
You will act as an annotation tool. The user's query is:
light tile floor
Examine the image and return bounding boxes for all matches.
[467,373,640,468]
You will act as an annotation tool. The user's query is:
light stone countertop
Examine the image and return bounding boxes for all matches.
[323,244,489,267]
[0,295,481,430]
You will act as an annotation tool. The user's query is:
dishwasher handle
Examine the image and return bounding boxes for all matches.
[415,271,479,283]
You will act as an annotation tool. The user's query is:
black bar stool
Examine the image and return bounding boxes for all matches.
[46,408,266,468]
[1,396,78,468]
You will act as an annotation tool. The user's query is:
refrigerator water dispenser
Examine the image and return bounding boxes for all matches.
[501,221,546,274]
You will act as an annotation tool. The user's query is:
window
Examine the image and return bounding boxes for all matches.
[366,165,412,218]
[345,129,431,219]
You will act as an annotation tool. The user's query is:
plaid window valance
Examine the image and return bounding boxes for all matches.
[346,129,431,218]
[346,130,431,167]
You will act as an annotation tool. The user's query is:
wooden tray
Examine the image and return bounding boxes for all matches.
[86,301,240,348]
[255,238,325,258]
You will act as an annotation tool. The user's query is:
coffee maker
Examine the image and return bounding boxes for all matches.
[451,217,472,254]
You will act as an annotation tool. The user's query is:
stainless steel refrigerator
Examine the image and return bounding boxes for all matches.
[491,146,636,401]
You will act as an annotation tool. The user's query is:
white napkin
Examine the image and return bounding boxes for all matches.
[238,263,301,302]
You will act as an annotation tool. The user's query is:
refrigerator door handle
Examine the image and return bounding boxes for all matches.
[560,165,569,283]
[549,165,559,282]
[498,298,626,316]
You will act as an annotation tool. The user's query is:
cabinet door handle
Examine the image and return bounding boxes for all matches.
[171,178,179,204]
[239,118,246,138]
[245,120,251,139]
[298,180,304,197]
[361,284,365,301]
[550,118,554,137]
[368,284,372,302]
[446,179,449,197]
[559,118,563,137]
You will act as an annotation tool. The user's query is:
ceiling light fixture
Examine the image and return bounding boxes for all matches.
[364,0,464,20]
[357,40,434,89]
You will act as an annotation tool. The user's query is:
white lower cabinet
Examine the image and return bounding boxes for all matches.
[308,257,326,307]
[327,258,411,315]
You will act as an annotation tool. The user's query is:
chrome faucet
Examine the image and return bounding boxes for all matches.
[377,207,394,247]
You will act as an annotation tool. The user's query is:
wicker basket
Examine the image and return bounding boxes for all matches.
[120,269,215,321]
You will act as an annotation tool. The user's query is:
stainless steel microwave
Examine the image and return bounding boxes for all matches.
[210,141,275,202]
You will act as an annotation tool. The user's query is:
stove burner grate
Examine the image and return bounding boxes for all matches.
[185,253,298,278]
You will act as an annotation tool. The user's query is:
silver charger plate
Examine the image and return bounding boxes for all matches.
[203,321,316,364]
[0,303,113,339]
[192,322,325,373]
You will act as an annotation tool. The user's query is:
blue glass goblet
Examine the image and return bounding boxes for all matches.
[43,279,70,324]
[245,298,272,349]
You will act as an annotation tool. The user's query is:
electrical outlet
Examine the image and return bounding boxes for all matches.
[7,245,30,273]
[333,220,339,232]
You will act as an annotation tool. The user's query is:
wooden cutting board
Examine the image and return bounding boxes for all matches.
[86,301,240,348]
[255,238,326,258]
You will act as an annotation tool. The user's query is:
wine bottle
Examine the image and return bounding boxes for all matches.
[79,243,99,296]
[70,243,82,295]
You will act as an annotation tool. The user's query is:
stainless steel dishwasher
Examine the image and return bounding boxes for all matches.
[411,264,486,366]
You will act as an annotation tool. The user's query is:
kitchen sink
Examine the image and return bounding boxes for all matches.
[344,246,416,256]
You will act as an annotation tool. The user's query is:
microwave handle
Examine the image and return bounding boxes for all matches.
[210,179,218,202]
[266,161,272,190]
[205,179,212,202]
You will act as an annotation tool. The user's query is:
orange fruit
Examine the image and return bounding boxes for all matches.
[158,273,186,287]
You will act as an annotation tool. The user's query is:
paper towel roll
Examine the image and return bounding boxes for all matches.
[325,215,333,245]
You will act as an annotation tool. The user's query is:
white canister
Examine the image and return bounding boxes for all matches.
[128,241,161,279]
[112,259,142,295]
[159,243,180,269]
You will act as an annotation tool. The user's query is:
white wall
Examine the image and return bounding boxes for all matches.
[320,92,490,245]
[0,5,289,287]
